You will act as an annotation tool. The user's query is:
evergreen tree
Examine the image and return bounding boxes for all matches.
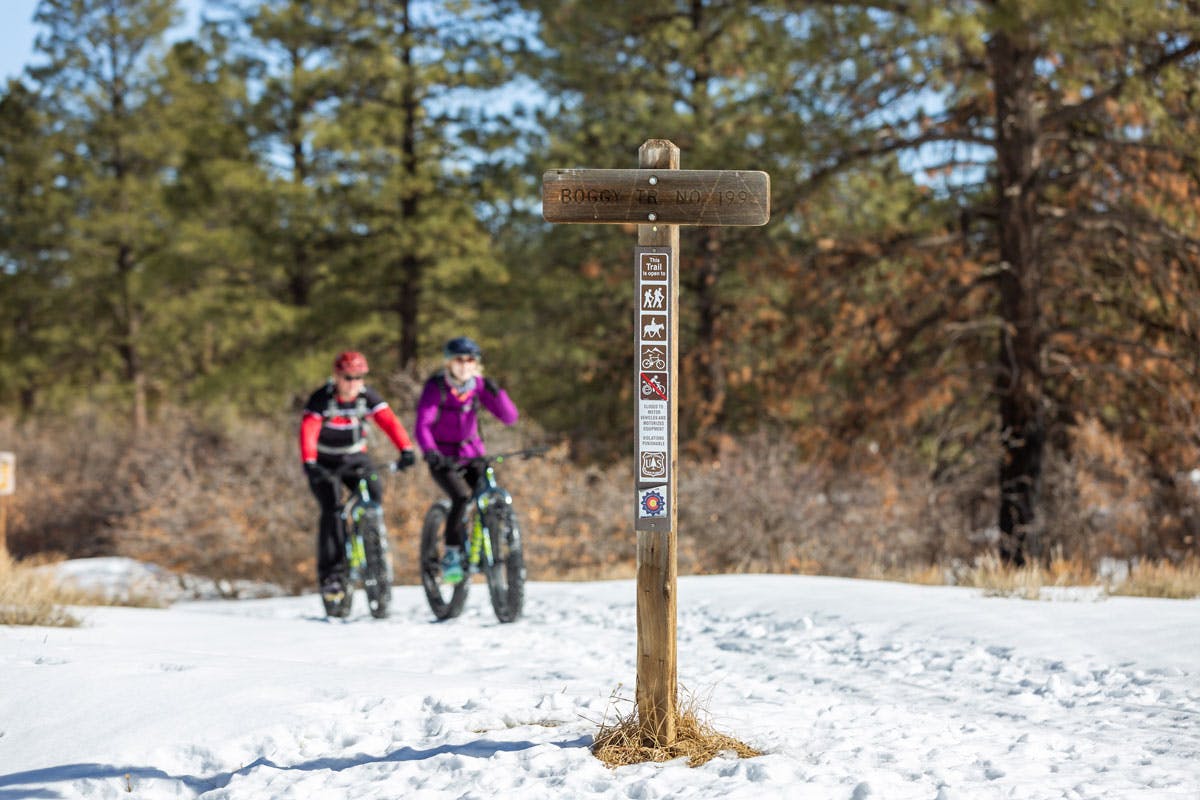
[154,20,304,405]
[29,0,184,431]
[0,80,75,415]
[320,0,517,372]
[512,0,808,450]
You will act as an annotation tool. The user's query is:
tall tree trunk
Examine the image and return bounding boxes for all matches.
[684,0,726,438]
[397,0,421,372]
[690,226,726,434]
[117,242,147,433]
[286,48,312,308]
[988,29,1044,566]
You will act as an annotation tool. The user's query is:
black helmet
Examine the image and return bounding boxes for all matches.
[443,336,482,360]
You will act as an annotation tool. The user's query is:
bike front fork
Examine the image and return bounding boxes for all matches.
[463,513,492,572]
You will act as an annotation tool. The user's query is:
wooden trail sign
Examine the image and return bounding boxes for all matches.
[542,140,771,745]
[542,169,770,226]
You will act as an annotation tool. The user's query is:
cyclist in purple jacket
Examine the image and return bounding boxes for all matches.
[414,336,519,583]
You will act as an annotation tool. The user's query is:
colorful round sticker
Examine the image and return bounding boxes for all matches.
[640,490,666,516]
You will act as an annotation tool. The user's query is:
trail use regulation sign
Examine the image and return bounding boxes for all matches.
[636,248,671,529]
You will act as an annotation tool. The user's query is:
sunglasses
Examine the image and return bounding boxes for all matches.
[338,373,368,381]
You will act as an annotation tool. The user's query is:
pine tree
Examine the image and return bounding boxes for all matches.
[512,0,806,448]
[0,80,75,414]
[29,0,184,431]
[319,0,515,372]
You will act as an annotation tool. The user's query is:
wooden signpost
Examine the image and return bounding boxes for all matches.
[543,140,770,743]
[0,452,13,558]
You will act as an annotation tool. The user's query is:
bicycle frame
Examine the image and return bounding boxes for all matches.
[312,460,398,619]
[453,448,545,573]
[463,464,512,574]
[341,475,380,576]
[317,463,385,566]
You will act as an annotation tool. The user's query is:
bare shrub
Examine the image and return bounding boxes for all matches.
[1,411,133,557]
[3,407,316,591]
[678,432,961,577]
[109,409,317,593]
[678,434,830,574]
[491,445,634,581]
[1038,417,1155,562]
[2,405,1193,590]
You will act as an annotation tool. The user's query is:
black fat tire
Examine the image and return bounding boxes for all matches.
[420,500,468,620]
[485,502,524,623]
[360,516,392,619]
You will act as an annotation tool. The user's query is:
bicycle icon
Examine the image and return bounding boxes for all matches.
[641,346,666,371]
[641,373,667,399]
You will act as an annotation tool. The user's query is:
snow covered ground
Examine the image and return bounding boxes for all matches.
[2,561,1198,799]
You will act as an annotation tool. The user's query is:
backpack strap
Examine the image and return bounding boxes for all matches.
[319,383,371,452]
[433,370,480,415]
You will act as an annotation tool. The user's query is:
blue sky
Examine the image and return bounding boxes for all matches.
[2,0,204,84]
[2,0,41,82]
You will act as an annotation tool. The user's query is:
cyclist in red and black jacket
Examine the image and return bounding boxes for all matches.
[300,351,416,603]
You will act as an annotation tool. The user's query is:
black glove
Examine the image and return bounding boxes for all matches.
[423,450,447,469]
[482,377,499,395]
[303,462,325,484]
[395,449,416,471]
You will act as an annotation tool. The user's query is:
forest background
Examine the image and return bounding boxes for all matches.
[2,0,1199,592]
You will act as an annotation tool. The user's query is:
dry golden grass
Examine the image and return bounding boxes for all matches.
[861,562,950,586]
[959,554,1100,599]
[1111,558,1200,599]
[0,552,168,626]
[0,552,83,627]
[954,555,1200,600]
[591,689,761,768]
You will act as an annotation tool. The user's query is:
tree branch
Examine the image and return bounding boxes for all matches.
[1042,39,1200,129]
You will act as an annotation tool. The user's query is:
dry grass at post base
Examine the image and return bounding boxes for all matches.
[590,689,761,768]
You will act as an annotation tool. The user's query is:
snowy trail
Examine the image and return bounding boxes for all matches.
[2,573,1198,799]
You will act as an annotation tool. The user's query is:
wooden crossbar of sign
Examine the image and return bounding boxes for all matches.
[542,168,770,226]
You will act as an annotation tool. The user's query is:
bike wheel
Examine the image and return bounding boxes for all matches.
[484,502,525,623]
[420,500,468,620]
[360,515,392,619]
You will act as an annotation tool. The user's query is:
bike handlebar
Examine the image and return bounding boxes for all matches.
[483,446,550,462]
[447,446,549,472]
[306,459,407,484]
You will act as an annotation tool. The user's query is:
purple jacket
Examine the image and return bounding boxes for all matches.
[413,373,519,459]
